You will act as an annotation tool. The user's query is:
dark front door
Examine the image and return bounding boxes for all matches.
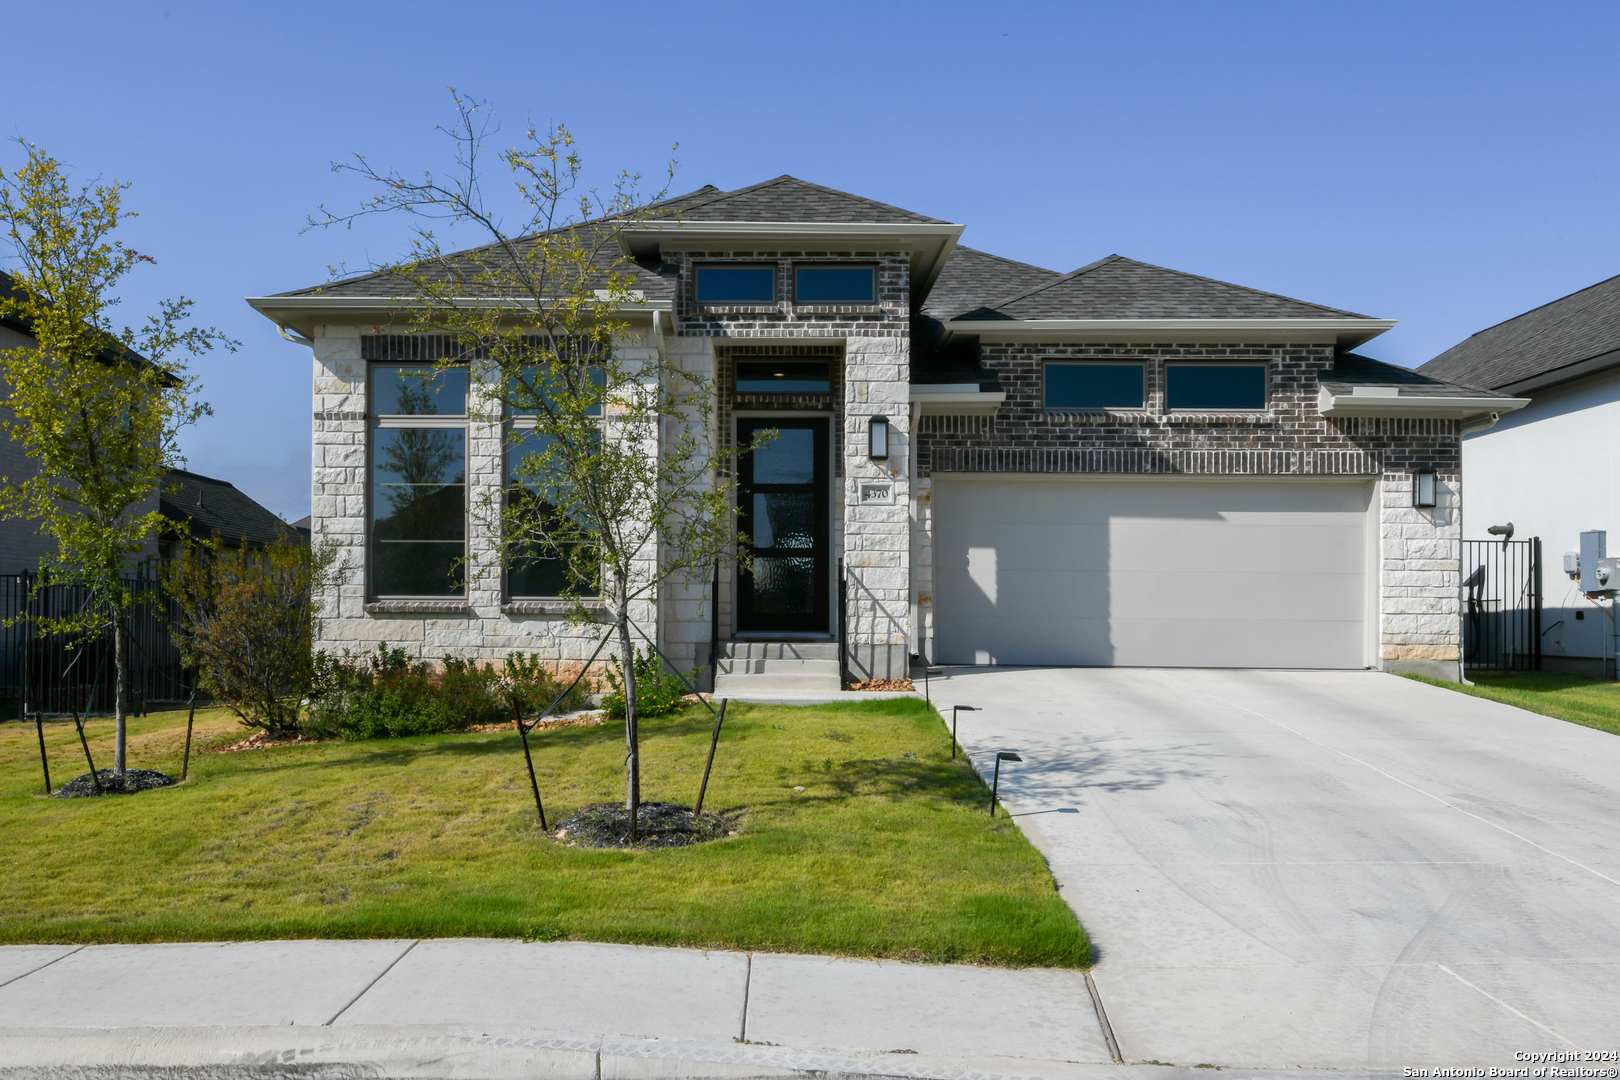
[737,417,830,633]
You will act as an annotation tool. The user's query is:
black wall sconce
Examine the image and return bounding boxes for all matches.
[869,415,889,460]
[1413,469,1437,509]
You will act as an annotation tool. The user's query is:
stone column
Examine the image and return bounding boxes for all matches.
[310,326,367,652]
[843,337,911,682]
[1380,470,1462,679]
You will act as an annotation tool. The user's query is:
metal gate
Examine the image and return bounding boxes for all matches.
[1463,537,1542,671]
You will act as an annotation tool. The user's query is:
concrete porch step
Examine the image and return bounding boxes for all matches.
[714,670,843,693]
[716,657,840,676]
[713,639,842,693]
[719,641,838,661]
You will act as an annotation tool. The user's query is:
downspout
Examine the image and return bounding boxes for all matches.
[1454,411,1501,685]
[909,400,921,673]
[277,323,314,347]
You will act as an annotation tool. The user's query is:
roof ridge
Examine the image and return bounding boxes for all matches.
[670,174,946,223]
[951,244,1061,276]
[978,254,1123,310]
[1433,269,1620,357]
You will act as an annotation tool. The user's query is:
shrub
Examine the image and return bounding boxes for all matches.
[505,651,593,719]
[602,646,692,720]
[165,533,338,738]
[308,645,591,740]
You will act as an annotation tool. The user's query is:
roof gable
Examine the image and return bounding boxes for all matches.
[161,469,292,547]
[961,255,1369,321]
[1419,272,1620,392]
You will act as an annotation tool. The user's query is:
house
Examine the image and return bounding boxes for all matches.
[248,176,1522,688]
[157,468,299,562]
[0,270,165,572]
[1420,274,1620,676]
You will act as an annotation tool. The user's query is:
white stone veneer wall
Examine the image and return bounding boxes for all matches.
[843,337,911,681]
[308,323,656,677]
[1379,472,1462,679]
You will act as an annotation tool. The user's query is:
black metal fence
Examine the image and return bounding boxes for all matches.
[1463,537,1542,672]
[0,566,190,718]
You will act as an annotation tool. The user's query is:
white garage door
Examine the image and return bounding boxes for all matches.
[933,477,1372,668]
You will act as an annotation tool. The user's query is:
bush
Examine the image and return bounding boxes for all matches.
[308,645,591,741]
[165,533,337,738]
[602,646,692,720]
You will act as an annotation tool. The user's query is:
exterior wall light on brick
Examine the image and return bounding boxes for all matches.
[869,415,889,460]
[1413,469,1438,509]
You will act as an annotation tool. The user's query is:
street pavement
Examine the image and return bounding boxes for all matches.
[933,667,1620,1069]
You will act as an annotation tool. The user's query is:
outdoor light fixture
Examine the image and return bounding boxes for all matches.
[923,667,941,706]
[990,751,1023,817]
[950,705,979,759]
[869,415,889,460]
[1413,469,1438,509]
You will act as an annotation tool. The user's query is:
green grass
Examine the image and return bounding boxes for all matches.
[1405,671,1620,736]
[0,698,1088,967]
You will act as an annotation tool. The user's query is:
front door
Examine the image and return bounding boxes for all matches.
[737,417,830,633]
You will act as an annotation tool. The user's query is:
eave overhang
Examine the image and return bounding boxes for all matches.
[616,220,965,310]
[244,295,672,343]
[943,317,1396,349]
[909,384,1005,416]
[1316,387,1529,420]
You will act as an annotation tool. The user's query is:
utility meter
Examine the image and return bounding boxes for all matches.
[1580,531,1620,593]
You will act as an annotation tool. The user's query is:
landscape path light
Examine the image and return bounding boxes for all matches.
[990,751,1022,817]
[950,705,978,759]
[923,666,941,706]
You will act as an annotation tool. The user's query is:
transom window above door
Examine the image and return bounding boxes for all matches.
[1043,362,1145,410]
[695,265,775,303]
[794,265,875,303]
[1166,363,1268,410]
[736,360,831,394]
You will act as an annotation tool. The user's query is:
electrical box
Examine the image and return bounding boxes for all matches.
[1581,531,1610,592]
[1566,551,1581,577]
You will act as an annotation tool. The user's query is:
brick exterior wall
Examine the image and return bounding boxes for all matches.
[913,341,1462,676]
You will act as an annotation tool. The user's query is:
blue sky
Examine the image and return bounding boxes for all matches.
[5,1,1618,521]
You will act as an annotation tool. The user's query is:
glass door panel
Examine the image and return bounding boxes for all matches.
[737,418,829,632]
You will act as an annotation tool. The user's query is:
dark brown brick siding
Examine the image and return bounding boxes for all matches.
[673,252,910,338]
[715,343,846,475]
[917,343,1460,479]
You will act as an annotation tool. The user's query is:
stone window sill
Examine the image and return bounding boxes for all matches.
[365,600,470,615]
[503,599,609,617]
[1160,411,1278,426]
[1040,409,1280,427]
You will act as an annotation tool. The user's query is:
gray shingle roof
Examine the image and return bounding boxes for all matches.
[161,469,294,548]
[958,255,1372,321]
[921,246,1062,321]
[673,175,945,224]
[1322,353,1498,397]
[1418,272,1620,392]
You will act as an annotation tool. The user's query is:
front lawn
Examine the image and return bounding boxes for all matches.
[0,699,1088,967]
[1405,671,1620,737]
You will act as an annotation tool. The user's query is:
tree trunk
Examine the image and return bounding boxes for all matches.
[618,606,639,841]
[113,613,128,777]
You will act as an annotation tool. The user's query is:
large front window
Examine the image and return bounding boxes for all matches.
[1165,363,1267,410]
[369,363,467,597]
[506,430,599,599]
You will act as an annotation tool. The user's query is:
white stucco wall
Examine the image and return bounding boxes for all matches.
[1461,367,1620,664]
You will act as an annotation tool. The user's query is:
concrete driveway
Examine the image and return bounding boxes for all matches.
[934,667,1620,1069]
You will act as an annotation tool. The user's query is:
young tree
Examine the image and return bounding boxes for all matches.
[0,142,229,777]
[312,93,749,834]
[165,532,339,739]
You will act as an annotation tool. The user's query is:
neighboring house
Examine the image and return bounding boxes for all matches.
[1420,275,1620,675]
[157,468,298,562]
[0,270,162,573]
[249,176,1522,687]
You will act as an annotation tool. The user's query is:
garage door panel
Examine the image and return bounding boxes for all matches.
[1113,570,1368,621]
[933,522,1110,574]
[1110,522,1365,575]
[935,616,1114,667]
[933,477,1369,669]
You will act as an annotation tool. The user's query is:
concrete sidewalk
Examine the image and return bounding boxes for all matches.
[0,938,1183,1080]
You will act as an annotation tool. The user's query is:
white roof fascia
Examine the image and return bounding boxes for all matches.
[244,295,670,341]
[909,387,1006,416]
[944,317,1397,349]
[1316,387,1529,419]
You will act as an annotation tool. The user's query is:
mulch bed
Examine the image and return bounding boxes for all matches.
[215,730,322,753]
[553,801,734,849]
[846,679,915,691]
[51,769,177,798]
